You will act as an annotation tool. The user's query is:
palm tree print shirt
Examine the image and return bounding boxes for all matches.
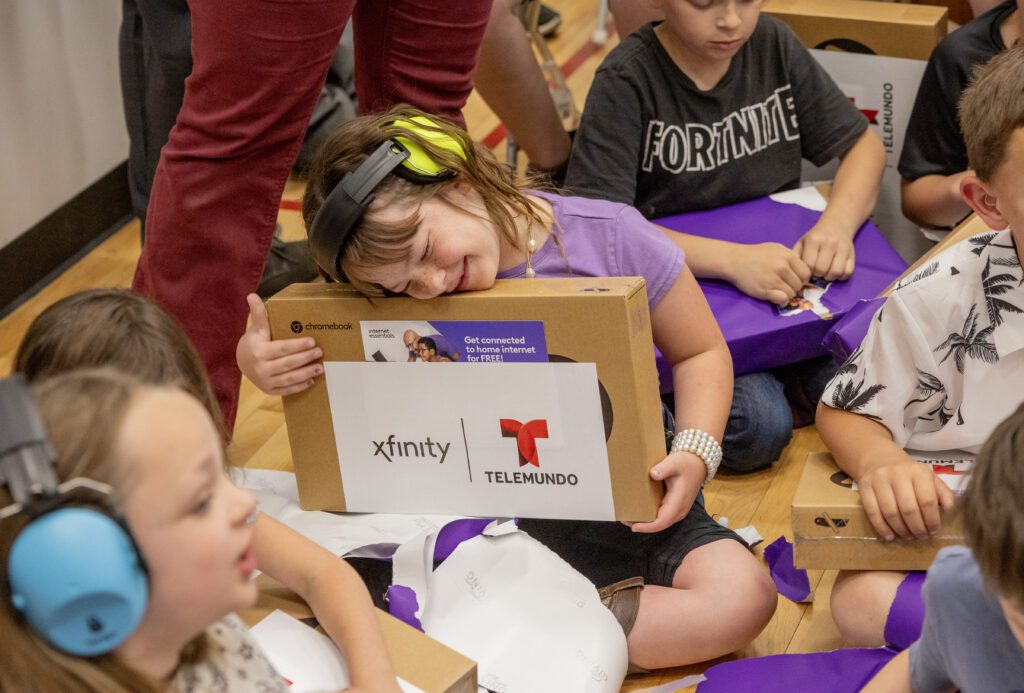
[821,229,1024,453]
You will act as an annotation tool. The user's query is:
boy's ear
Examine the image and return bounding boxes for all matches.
[961,175,1010,231]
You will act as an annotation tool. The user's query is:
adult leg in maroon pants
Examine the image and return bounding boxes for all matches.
[134,0,490,432]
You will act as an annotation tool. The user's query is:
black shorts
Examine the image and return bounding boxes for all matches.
[517,491,744,588]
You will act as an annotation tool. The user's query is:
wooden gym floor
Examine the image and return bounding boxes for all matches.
[0,2,847,689]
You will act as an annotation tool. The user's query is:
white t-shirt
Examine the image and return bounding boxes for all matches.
[822,229,1024,453]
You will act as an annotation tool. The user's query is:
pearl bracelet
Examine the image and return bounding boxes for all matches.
[670,428,723,486]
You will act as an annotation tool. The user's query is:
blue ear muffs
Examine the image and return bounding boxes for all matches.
[307,114,467,282]
[0,376,148,657]
[8,507,148,656]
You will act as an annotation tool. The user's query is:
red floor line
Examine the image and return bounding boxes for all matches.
[282,20,617,211]
[482,19,617,149]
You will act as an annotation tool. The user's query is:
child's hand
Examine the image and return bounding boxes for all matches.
[793,222,856,281]
[731,243,812,306]
[857,457,956,541]
[631,452,706,533]
[236,293,324,396]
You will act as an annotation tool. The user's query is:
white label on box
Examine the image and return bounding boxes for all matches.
[803,50,930,260]
[324,362,616,520]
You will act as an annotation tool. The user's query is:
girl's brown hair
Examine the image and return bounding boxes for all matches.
[0,370,207,691]
[13,289,225,439]
[303,105,552,296]
[960,401,1024,608]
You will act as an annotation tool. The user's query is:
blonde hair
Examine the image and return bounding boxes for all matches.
[958,42,1024,182]
[13,289,225,441]
[0,370,207,691]
[303,105,553,295]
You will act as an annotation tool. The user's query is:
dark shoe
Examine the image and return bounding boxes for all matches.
[257,235,318,298]
[598,576,644,636]
[538,4,562,37]
[598,576,650,674]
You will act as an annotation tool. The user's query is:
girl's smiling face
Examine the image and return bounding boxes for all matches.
[358,185,512,299]
[117,389,259,641]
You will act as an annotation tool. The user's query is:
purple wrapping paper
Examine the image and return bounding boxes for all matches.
[822,297,886,364]
[763,536,811,603]
[386,585,424,631]
[433,517,494,562]
[884,571,926,651]
[655,196,906,380]
[696,648,897,692]
[387,518,493,630]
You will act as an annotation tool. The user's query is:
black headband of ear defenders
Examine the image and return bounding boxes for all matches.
[307,135,457,283]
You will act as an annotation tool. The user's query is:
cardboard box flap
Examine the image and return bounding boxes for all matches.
[767,0,946,26]
[765,0,947,61]
[270,276,648,303]
[243,576,476,693]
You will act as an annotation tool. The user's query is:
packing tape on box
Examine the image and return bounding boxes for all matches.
[390,521,628,693]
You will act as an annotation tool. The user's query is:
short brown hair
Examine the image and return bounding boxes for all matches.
[303,105,553,296]
[960,401,1024,606]
[0,370,207,691]
[13,289,225,439]
[958,42,1024,181]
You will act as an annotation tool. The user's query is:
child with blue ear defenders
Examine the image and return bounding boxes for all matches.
[0,369,282,691]
[237,106,779,671]
[11,289,400,692]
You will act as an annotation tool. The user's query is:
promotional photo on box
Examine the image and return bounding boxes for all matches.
[266,277,665,522]
[792,452,965,571]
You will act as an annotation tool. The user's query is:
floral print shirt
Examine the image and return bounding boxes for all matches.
[175,614,288,693]
[822,229,1024,453]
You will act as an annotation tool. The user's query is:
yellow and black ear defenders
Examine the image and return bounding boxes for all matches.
[307,115,468,282]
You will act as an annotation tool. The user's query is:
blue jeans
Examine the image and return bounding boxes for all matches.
[719,355,838,473]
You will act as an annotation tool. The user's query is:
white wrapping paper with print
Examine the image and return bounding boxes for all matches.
[391,522,628,692]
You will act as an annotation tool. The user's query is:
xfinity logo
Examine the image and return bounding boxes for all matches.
[371,434,451,464]
[500,418,549,467]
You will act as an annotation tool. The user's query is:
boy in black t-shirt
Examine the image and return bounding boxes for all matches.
[566,0,885,473]
[900,0,1022,231]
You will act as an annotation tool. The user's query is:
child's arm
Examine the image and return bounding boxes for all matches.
[861,650,913,693]
[794,129,886,281]
[816,402,955,542]
[632,265,733,533]
[237,294,323,396]
[901,171,974,229]
[657,227,812,306]
[253,514,402,692]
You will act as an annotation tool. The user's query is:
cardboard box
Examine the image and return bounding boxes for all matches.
[266,278,665,522]
[765,0,947,60]
[243,575,477,693]
[792,452,962,571]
